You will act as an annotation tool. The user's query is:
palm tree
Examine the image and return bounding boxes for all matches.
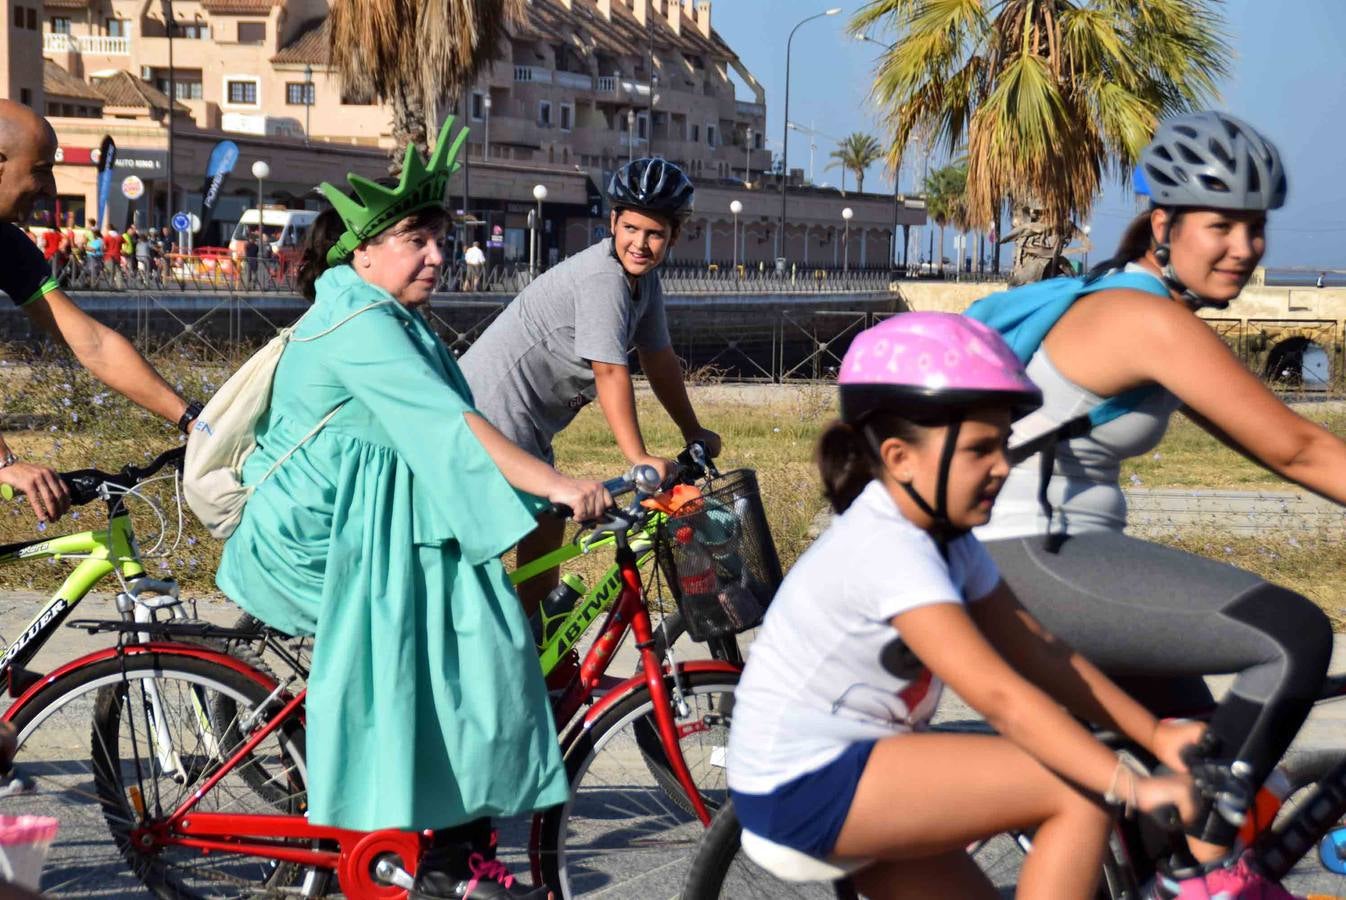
[923,162,967,275]
[827,132,884,195]
[852,0,1230,279]
[328,0,524,171]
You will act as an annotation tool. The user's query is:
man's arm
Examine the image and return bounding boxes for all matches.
[636,345,720,456]
[23,289,190,425]
[590,360,679,480]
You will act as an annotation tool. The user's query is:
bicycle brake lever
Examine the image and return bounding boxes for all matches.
[581,512,635,551]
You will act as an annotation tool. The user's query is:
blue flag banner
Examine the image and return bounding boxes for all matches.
[95,135,116,228]
[197,140,240,240]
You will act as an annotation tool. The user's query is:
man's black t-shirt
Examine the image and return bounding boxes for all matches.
[0,222,57,307]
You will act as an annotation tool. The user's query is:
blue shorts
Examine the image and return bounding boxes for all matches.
[729,740,876,858]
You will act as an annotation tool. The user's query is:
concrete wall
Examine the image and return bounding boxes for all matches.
[2,0,43,109]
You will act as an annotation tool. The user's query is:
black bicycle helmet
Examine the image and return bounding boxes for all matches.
[607,158,695,220]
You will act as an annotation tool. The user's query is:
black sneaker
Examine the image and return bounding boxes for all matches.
[412,833,550,900]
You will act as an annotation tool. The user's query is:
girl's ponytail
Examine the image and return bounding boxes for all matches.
[816,421,872,514]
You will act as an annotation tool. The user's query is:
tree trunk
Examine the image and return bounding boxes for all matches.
[938,224,946,275]
[856,169,864,194]
[388,83,429,176]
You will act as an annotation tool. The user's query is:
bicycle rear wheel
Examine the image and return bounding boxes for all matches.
[539,668,739,898]
[682,799,857,899]
[4,648,318,898]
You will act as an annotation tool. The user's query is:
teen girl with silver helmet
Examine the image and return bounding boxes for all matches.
[976,111,1344,897]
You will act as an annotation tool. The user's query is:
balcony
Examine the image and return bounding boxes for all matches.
[554,70,594,91]
[44,31,132,55]
[514,65,551,84]
[736,99,766,118]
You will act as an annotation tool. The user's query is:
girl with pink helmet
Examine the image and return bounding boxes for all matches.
[726,312,1201,899]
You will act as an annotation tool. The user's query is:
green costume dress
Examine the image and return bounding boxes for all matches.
[216,264,567,831]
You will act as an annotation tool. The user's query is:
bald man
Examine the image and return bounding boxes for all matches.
[0,99,200,523]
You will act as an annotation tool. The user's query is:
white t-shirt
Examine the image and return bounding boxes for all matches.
[727,480,1001,795]
[464,245,486,266]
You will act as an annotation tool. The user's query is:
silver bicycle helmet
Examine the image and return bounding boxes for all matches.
[1139,111,1287,212]
[607,158,695,221]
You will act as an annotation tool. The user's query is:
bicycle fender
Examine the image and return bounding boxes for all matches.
[2,641,281,720]
[581,659,742,728]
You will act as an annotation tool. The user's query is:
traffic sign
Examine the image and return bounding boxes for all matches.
[171,212,191,232]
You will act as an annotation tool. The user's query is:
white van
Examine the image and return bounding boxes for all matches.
[228,208,318,264]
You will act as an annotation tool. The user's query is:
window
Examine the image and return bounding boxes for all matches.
[470,91,484,121]
[559,102,573,132]
[19,89,31,107]
[755,131,764,150]
[24,7,35,29]
[237,21,265,44]
[153,70,203,100]
[106,17,128,35]
[50,16,70,32]
[538,100,552,127]
[691,123,699,142]
[636,113,648,140]
[618,113,629,133]
[174,21,209,38]
[286,82,315,105]
[12,8,22,27]
[706,123,717,147]
[341,88,374,105]
[226,79,258,105]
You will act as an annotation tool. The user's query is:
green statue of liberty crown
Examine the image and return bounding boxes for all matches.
[319,116,469,265]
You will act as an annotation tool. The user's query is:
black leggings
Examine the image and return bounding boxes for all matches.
[984,531,1333,845]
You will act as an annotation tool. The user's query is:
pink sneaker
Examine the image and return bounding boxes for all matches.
[1155,854,1304,899]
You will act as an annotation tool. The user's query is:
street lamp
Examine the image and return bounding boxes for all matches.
[483,94,492,160]
[855,31,903,274]
[531,183,548,275]
[1082,223,1092,272]
[627,109,636,166]
[842,206,853,273]
[303,63,313,145]
[251,159,269,285]
[730,199,743,274]
[779,7,842,260]
[744,128,753,185]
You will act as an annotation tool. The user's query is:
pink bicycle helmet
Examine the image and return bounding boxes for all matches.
[839,312,1041,424]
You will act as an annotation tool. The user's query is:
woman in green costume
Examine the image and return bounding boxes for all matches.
[215,118,608,900]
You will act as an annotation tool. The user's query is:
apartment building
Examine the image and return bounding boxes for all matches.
[21,0,922,265]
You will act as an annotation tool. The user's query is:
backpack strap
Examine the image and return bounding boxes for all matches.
[257,300,395,485]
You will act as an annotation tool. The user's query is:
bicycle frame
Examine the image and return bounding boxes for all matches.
[509,514,664,677]
[0,511,181,683]
[60,531,738,895]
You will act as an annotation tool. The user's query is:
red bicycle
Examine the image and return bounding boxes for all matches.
[3,458,778,897]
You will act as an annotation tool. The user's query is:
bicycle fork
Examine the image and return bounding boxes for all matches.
[619,545,714,827]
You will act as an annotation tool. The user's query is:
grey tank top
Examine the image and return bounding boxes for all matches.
[976,345,1183,541]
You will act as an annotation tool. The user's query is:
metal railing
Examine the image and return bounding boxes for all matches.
[47,254,540,296]
[49,254,904,296]
[660,264,893,295]
[44,31,131,54]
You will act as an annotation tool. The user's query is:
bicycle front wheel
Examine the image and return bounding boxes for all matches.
[539,668,739,898]
[4,648,317,899]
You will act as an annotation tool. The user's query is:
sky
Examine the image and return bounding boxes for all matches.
[713,0,1346,270]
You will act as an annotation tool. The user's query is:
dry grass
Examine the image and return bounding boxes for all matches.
[0,344,1342,626]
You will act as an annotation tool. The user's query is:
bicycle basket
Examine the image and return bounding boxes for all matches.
[658,469,783,642]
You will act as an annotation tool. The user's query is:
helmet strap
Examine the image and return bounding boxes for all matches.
[1153,210,1226,310]
[866,419,967,558]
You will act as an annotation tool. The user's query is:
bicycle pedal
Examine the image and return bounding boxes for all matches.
[6,666,42,698]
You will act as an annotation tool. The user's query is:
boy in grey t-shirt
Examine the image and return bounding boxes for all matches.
[461,158,719,612]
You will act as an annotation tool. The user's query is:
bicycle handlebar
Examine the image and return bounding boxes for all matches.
[542,441,717,524]
[0,445,186,506]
